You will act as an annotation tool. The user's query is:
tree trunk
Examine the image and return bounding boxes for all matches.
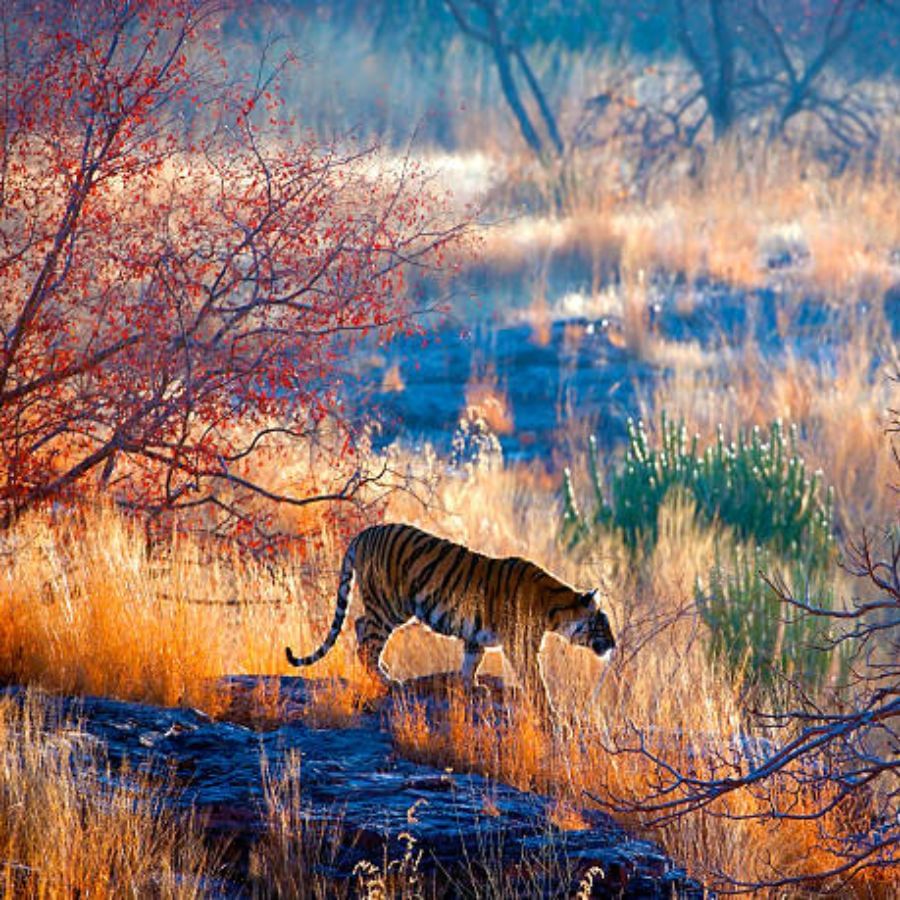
[709,0,736,139]
[489,31,545,157]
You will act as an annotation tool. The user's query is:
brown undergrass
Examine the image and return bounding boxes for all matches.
[386,476,898,895]
[467,137,900,315]
[0,502,338,712]
[0,689,216,898]
[390,688,887,895]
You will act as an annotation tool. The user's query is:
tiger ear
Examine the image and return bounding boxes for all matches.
[581,589,599,608]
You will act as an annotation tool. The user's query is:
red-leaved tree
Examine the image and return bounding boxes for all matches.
[0,0,462,543]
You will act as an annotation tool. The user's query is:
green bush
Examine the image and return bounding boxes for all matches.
[697,543,848,694]
[562,415,833,564]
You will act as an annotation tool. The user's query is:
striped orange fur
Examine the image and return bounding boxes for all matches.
[285,524,615,700]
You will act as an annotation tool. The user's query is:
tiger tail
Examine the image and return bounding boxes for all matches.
[285,533,359,667]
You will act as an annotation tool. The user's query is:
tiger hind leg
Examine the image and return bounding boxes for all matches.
[354,615,394,685]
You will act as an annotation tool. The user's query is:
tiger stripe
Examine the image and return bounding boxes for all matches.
[284,523,615,704]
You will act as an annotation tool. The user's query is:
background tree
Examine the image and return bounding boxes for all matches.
[0,0,462,544]
[673,0,738,140]
[443,0,564,160]
[668,0,890,151]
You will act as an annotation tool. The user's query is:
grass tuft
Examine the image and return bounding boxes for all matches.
[563,415,834,564]
[0,689,216,898]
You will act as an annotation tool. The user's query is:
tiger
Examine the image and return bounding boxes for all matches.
[285,523,615,703]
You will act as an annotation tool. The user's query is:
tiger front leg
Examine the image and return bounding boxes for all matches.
[503,632,554,722]
[460,642,485,684]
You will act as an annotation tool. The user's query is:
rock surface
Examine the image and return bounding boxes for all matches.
[5,678,707,897]
[351,286,899,463]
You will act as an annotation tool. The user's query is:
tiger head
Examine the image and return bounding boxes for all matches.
[557,589,616,659]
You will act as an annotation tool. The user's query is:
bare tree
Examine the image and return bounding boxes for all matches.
[674,0,738,140]
[444,0,563,159]
[671,0,887,154]
[749,0,881,151]
[587,392,900,890]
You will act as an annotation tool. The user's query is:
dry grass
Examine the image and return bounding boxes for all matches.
[381,362,407,393]
[0,689,216,898]
[467,136,900,312]
[385,474,898,894]
[464,364,515,436]
[251,744,600,899]
[248,751,349,899]
[0,502,345,712]
[0,496,405,731]
[302,666,388,728]
[646,334,900,536]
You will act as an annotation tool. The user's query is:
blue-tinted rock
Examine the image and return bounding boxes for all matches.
[2,680,707,897]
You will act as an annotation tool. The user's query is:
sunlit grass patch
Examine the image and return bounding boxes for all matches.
[0,689,216,898]
[391,684,553,796]
[0,503,325,711]
[470,135,900,305]
[302,668,388,729]
[385,623,894,894]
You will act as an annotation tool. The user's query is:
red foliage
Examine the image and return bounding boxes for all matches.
[0,0,460,541]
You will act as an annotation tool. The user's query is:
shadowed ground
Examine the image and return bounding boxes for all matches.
[3,678,706,897]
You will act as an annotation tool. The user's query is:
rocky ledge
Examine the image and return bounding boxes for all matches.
[5,677,707,898]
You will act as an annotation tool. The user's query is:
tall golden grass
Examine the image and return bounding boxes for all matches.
[0,689,216,898]
[464,364,516,436]
[0,502,345,711]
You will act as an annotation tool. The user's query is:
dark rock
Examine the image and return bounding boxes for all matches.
[2,681,708,898]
